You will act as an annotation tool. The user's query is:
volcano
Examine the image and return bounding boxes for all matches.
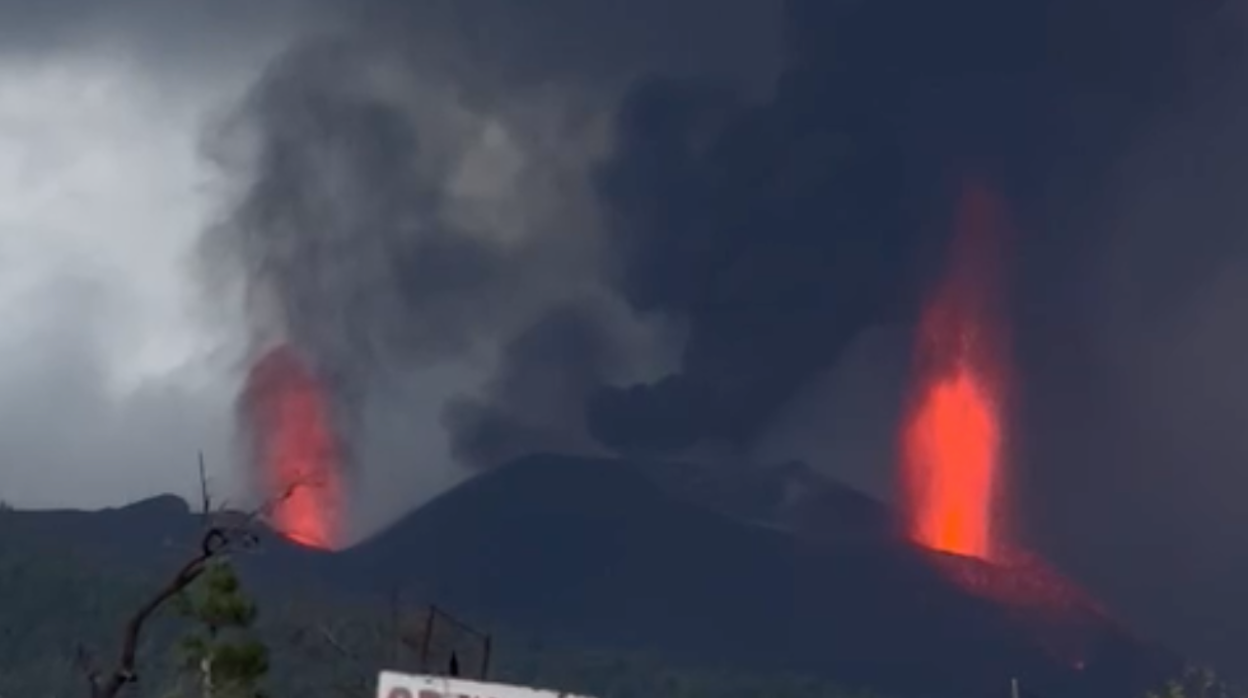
[7,454,1178,698]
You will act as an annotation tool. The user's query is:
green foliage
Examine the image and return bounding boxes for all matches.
[176,560,269,698]
[185,563,259,631]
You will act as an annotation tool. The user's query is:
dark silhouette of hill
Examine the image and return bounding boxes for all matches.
[0,494,200,568]
[0,454,1177,698]
[631,457,897,544]
[329,455,1176,698]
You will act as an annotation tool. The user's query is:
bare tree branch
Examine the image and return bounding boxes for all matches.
[81,454,304,698]
[86,536,222,698]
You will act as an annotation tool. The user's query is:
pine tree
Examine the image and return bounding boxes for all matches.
[175,560,269,698]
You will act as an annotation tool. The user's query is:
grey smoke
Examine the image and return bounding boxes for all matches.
[197,23,692,535]
[444,303,637,469]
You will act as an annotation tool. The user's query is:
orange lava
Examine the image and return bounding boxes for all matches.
[938,549,1107,620]
[900,178,1011,561]
[903,370,999,557]
[242,343,344,550]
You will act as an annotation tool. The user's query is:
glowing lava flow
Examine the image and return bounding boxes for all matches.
[900,179,1011,561]
[242,343,345,550]
[897,188,1126,671]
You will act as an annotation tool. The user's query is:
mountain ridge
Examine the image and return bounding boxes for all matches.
[0,453,1178,698]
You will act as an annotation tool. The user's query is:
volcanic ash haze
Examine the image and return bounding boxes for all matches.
[201,25,707,541]
[901,179,1012,562]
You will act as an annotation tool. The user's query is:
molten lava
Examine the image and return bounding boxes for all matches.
[896,184,1138,672]
[242,343,345,550]
[903,370,999,557]
[901,179,1011,561]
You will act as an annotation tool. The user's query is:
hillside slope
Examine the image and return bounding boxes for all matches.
[0,454,1178,698]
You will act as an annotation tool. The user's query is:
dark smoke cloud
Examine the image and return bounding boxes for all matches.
[581,0,1248,676]
[207,40,506,373]
[198,3,716,514]
[585,67,928,453]
[201,0,1248,676]
[444,303,631,468]
[201,36,603,475]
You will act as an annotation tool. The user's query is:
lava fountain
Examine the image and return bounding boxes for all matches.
[900,178,1012,561]
[241,343,346,550]
[896,184,1135,671]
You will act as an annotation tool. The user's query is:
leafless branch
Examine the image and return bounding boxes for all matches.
[81,454,306,698]
[245,477,304,527]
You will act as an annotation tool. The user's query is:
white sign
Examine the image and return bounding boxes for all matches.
[377,670,598,698]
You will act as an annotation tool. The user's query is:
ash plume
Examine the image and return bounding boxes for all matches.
[586,0,1243,465]
[444,303,638,469]
[196,0,1248,676]
[204,39,519,453]
[197,5,707,530]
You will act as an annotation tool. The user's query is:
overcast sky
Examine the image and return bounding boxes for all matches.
[0,2,321,509]
[0,3,503,525]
